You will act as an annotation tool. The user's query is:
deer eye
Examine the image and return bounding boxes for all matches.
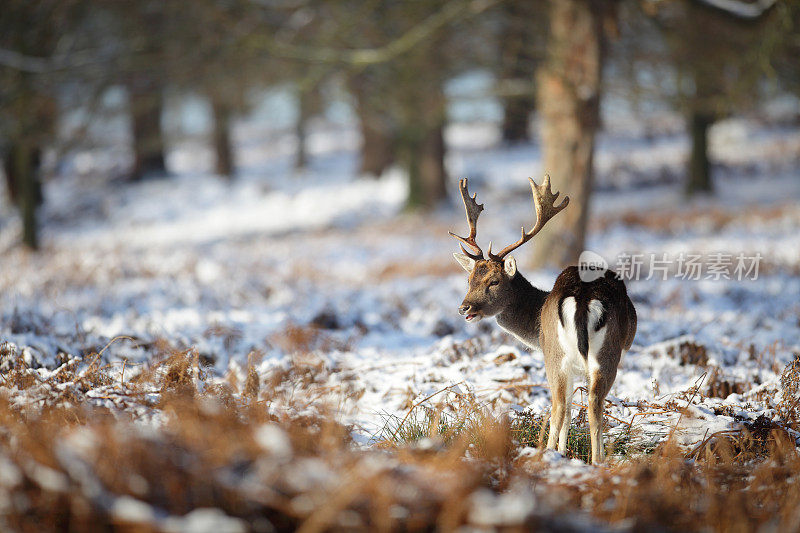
[488,280,499,288]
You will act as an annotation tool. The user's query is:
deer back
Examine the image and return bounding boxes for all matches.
[540,267,637,368]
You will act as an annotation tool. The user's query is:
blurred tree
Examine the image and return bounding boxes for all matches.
[348,68,396,178]
[181,0,281,180]
[354,0,494,209]
[124,0,290,181]
[286,9,331,174]
[645,0,780,196]
[210,93,235,178]
[319,1,401,180]
[772,1,800,94]
[338,5,399,179]
[114,2,170,181]
[497,1,544,144]
[127,77,167,180]
[295,82,325,171]
[107,0,258,181]
[532,0,612,267]
[393,33,449,210]
[288,0,497,208]
[240,2,341,175]
[0,1,73,249]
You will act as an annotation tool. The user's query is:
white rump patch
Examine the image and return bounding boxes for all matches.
[557,297,584,378]
[587,299,604,329]
[557,298,608,379]
[587,299,607,376]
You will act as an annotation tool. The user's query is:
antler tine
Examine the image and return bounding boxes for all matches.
[449,178,485,260]
[490,174,569,260]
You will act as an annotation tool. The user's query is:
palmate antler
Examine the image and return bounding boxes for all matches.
[450,175,569,262]
[449,178,485,260]
[489,174,569,261]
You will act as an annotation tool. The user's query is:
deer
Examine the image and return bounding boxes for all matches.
[450,176,636,464]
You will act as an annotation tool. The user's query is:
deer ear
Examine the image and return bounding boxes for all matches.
[503,256,517,277]
[453,253,476,272]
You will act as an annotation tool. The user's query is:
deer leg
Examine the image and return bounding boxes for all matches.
[558,375,574,454]
[547,376,567,451]
[588,369,614,464]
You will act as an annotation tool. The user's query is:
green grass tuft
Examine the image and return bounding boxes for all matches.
[374,406,467,446]
[510,411,658,462]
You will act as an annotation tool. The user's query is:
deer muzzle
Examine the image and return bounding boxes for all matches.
[459,303,481,322]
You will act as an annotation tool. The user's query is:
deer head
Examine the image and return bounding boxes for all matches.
[450,176,569,322]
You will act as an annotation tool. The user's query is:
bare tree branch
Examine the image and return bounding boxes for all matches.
[0,47,109,74]
[253,0,499,66]
[0,48,50,73]
[693,0,777,20]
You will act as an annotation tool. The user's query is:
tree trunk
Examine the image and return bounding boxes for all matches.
[294,87,318,171]
[687,111,714,195]
[211,97,235,179]
[502,97,535,143]
[15,143,39,249]
[499,1,538,144]
[685,51,718,197]
[3,154,18,205]
[402,87,447,210]
[402,128,425,209]
[533,0,604,268]
[4,144,43,208]
[360,116,395,178]
[350,72,395,178]
[129,79,167,181]
[420,123,447,204]
[403,124,447,210]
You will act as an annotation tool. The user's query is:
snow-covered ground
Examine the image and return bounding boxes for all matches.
[1,105,800,462]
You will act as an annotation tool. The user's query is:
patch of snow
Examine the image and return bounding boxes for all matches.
[254,424,293,462]
[112,496,156,524]
[162,508,247,533]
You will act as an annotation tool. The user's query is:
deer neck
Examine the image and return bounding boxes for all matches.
[495,272,548,349]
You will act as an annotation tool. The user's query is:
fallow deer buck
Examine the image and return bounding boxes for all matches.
[451,176,636,464]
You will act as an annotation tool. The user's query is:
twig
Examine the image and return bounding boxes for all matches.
[570,402,630,427]
[626,410,674,433]
[389,382,465,442]
[86,335,137,369]
[668,371,708,440]
[686,429,742,460]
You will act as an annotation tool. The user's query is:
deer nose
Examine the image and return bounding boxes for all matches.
[459,304,472,316]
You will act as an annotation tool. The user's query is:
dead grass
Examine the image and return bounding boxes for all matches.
[377,259,460,281]
[706,366,749,399]
[667,340,709,367]
[595,200,800,234]
[269,320,352,355]
[780,353,800,430]
[577,432,800,532]
[0,347,799,532]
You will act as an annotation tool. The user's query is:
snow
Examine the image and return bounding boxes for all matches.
[0,456,22,488]
[255,424,293,461]
[468,486,536,526]
[1,96,800,508]
[112,496,156,524]
[162,508,247,533]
